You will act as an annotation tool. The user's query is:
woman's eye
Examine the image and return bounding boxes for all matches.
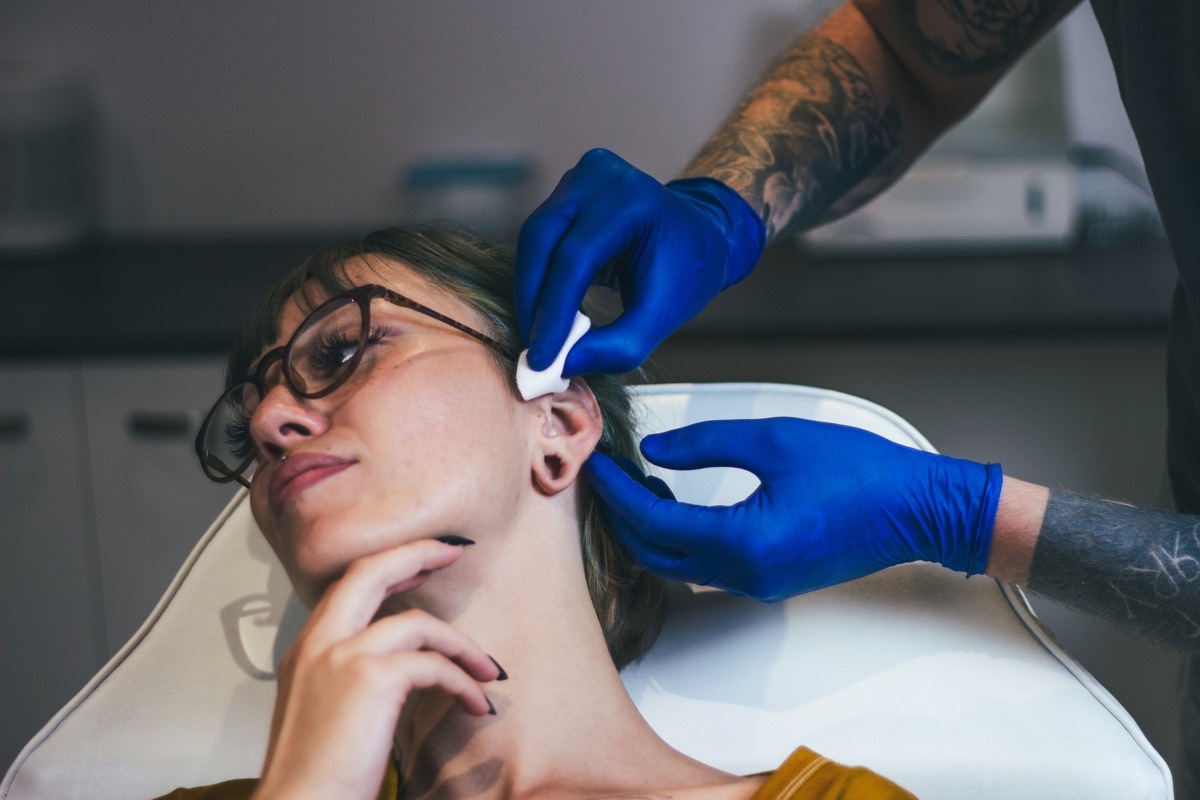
[308,325,391,380]
[309,331,362,378]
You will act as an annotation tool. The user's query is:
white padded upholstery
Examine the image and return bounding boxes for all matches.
[2,383,1172,799]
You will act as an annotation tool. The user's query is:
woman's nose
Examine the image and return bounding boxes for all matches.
[249,382,330,462]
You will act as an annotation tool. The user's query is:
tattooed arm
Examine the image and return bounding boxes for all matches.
[682,0,1079,241]
[987,477,1200,653]
[512,0,1080,373]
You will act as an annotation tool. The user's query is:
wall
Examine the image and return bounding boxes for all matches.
[2,0,1139,236]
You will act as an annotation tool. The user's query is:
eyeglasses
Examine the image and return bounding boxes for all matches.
[195,283,508,488]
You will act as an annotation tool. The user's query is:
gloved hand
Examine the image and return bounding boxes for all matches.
[515,148,765,375]
[585,417,1003,601]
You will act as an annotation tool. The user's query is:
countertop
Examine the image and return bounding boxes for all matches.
[0,234,1177,359]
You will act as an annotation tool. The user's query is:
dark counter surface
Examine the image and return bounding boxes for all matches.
[0,234,1177,358]
[703,236,1176,341]
[1,237,334,357]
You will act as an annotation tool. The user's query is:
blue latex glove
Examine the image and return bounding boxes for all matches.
[585,417,1003,601]
[515,148,765,375]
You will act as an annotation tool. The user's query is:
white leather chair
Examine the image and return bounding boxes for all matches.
[2,383,1173,799]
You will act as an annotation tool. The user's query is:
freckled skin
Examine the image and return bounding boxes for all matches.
[247,259,529,608]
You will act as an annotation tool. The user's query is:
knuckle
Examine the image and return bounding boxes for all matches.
[340,557,375,584]
[759,420,794,460]
[396,607,435,630]
[606,334,645,372]
[287,635,322,666]
[551,233,583,263]
[402,651,446,685]
[617,164,653,194]
[549,239,600,283]
[579,147,617,170]
[334,647,388,686]
[517,209,548,243]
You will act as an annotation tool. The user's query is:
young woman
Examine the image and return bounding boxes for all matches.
[175,225,913,800]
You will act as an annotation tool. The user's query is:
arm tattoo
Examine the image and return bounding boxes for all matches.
[685,37,903,240]
[684,1,1065,240]
[899,0,1059,75]
[1028,489,1200,653]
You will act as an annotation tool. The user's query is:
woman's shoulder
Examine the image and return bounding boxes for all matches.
[746,747,917,800]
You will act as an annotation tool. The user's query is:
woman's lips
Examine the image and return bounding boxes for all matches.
[269,453,355,510]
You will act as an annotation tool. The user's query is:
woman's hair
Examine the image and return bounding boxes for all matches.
[227,224,667,669]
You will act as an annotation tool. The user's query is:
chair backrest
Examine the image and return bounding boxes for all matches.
[2,383,1172,799]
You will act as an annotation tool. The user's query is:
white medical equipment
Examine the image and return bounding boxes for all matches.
[1,383,1172,799]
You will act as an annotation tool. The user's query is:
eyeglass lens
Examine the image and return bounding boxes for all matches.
[199,295,369,483]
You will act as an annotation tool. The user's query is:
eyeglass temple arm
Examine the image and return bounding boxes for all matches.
[202,450,253,489]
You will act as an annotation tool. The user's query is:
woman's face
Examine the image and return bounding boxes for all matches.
[246,257,530,606]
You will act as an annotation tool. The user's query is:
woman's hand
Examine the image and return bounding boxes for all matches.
[252,539,503,800]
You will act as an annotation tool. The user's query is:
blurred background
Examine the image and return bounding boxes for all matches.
[0,0,1181,788]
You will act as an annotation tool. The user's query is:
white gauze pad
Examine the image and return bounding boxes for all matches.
[515,312,592,400]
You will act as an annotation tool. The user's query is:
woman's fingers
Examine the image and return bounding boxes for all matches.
[379,649,497,717]
[260,647,495,799]
[348,608,502,684]
[258,541,504,799]
[304,538,468,646]
[280,538,504,705]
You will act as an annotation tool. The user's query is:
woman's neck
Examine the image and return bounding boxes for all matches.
[392,503,734,800]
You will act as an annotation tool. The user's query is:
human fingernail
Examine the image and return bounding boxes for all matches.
[436,535,476,546]
[489,655,508,681]
[486,696,497,716]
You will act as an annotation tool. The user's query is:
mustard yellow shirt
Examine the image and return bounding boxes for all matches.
[748,747,916,799]
[153,746,914,800]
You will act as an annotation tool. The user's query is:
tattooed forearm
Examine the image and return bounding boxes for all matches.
[1028,489,1200,653]
[683,37,903,241]
[898,0,1060,75]
[681,0,1069,241]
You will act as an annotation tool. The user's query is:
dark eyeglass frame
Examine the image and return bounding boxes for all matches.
[196,283,509,488]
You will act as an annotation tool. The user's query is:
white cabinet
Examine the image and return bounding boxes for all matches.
[80,360,242,650]
[0,358,240,770]
[1,365,105,772]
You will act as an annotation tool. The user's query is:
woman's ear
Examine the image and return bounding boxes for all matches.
[530,377,603,495]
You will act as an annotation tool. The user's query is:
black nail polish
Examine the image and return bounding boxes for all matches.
[489,655,508,681]
[486,696,497,716]
[436,535,476,546]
